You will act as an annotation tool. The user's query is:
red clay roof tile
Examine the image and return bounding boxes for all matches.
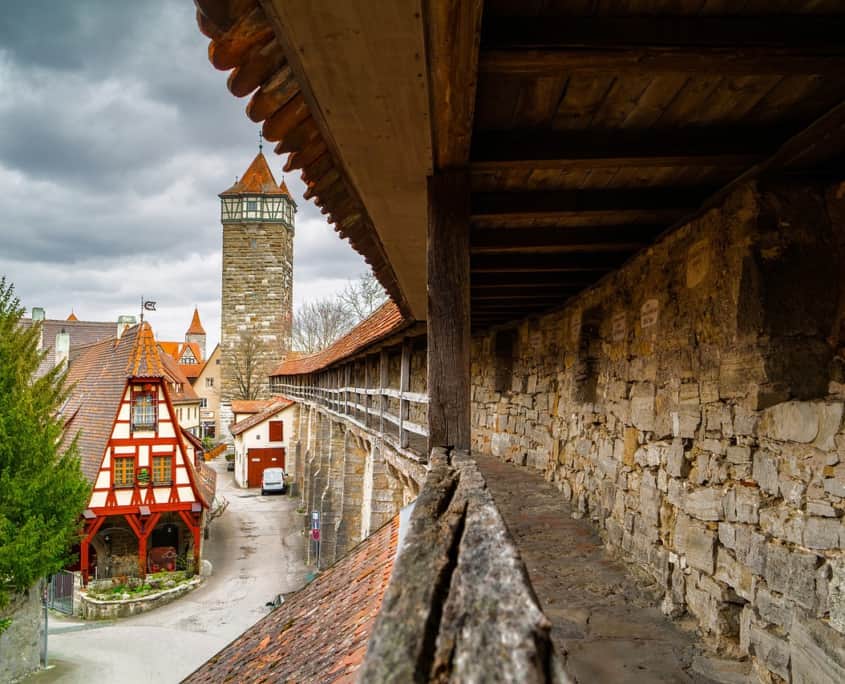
[183,516,399,683]
[186,307,206,336]
[270,302,408,376]
[220,151,288,196]
[229,399,295,437]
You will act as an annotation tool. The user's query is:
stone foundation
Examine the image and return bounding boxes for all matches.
[0,583,43,683]
[472,180,845,682]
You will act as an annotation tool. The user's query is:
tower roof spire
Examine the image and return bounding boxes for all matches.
[219,152,287,196]
[186,307,206,336]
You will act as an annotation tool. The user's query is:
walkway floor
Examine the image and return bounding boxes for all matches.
[475,454,732,684]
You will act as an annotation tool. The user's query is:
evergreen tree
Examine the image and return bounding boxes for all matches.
[0,278,89,605]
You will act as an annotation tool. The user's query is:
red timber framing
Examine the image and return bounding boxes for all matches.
[80,376,207,584]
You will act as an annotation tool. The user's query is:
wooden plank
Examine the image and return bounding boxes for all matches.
[471,187,711,222]
[470,225,656,254]
[471,128,779,171]
[427,170,471,452]
[425,0,485,168]
[472,252,630,272]
[379,350,388,436]
[480,16,845,75]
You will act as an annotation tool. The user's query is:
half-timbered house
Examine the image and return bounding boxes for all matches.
[62,322,215,582]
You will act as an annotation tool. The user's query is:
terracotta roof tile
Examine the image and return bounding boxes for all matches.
[271,302,408,376]
[231,399,274,415]
[20,317,117,378]
[229,399,295,437]
[186,307,206,335]
[183,516,400,683]
[220,151,287,196]
[126,322,165,377]
[158,351,200,403]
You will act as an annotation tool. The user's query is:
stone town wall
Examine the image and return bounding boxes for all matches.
[220,220,294,440]
[471,181,845,682]
[290,402,425,569]
[0,583,43,682]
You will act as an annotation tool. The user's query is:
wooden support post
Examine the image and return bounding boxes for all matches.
[344,364,351,416]
[364,359,370,427]
[80,517,105,585]
[427,169,471,452]
[399,337,411,449]
[379,350,388,435]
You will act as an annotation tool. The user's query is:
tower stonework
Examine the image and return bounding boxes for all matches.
[219,152,295,440]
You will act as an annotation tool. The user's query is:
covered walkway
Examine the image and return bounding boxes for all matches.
[476,454,745,684]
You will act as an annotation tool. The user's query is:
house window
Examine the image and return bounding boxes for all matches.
[114,457,134,487]
[132,391,157,431]
[200,398,207,408]
[269,420,283,442]
[206,377,214,388]
[152,456,172,485]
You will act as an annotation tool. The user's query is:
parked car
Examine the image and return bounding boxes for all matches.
[261,467,287,495]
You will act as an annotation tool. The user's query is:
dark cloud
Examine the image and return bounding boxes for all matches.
[0,1,368,347]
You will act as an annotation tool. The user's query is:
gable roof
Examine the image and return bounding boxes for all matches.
[270,302,409,377]
[158,351,200,403]
[186,307,206,336]
[183,515,399,683]
[220,151,290,196]
[229,399,295,437]
[20,317,117,379]
[67,311,78,321]
[61,323,185,484]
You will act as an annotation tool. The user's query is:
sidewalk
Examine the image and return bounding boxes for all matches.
[475,454,733,684]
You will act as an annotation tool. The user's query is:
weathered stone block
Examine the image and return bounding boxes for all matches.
[790,613,845,684]
[726,445,752,464]
[760,401,820,443]
[631,382,656,431]
[813,402,844,451]
[803,515,840,550]
[671,407,700,439]
[752,450,779,495]
[764,543,819,611]
[749,622,791,681]
[674,512,715,574]
[756,585,792,631]
[665,440,689,478]
[806,499,837,517]
[734,524,767,575]
[715,547,756,602]
[683,487,724,521]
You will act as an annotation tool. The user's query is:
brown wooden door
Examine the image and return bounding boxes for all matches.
[246,447,287,487]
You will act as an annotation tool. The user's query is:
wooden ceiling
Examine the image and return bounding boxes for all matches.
[467,0,845,328]
[195,0,845,331]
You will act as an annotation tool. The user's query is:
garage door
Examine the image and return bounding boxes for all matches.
[247,447,286,487]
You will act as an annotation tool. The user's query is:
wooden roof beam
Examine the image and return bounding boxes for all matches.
[471,252,629,273]
[471,188,711,223]
[470,225,657,254]
[470,128,789,171]
[480,15,845,75]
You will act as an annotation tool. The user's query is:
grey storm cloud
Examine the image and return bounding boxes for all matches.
[0,0,368,346]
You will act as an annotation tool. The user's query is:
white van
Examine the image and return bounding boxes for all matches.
[261,467,287,495]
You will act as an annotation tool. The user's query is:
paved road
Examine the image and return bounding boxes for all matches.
[31,459,308,683]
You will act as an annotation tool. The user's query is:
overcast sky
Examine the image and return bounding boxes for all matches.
[0,0,369,350]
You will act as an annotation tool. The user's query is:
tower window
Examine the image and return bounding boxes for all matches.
[250,238,258,249]
[493,330,517,393]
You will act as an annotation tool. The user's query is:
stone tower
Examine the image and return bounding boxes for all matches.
[219,151,295,438]
[185,306,207,361]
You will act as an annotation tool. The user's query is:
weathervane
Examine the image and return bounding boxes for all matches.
[139,296,156,323]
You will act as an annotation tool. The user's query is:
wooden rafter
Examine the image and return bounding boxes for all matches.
[471,188,711,224]
[470,128,790,171]
[480,15,845,75]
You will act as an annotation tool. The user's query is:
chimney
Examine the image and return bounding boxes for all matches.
[31,307,45,350]
[117,315,137,339]
[55,329,70,368]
